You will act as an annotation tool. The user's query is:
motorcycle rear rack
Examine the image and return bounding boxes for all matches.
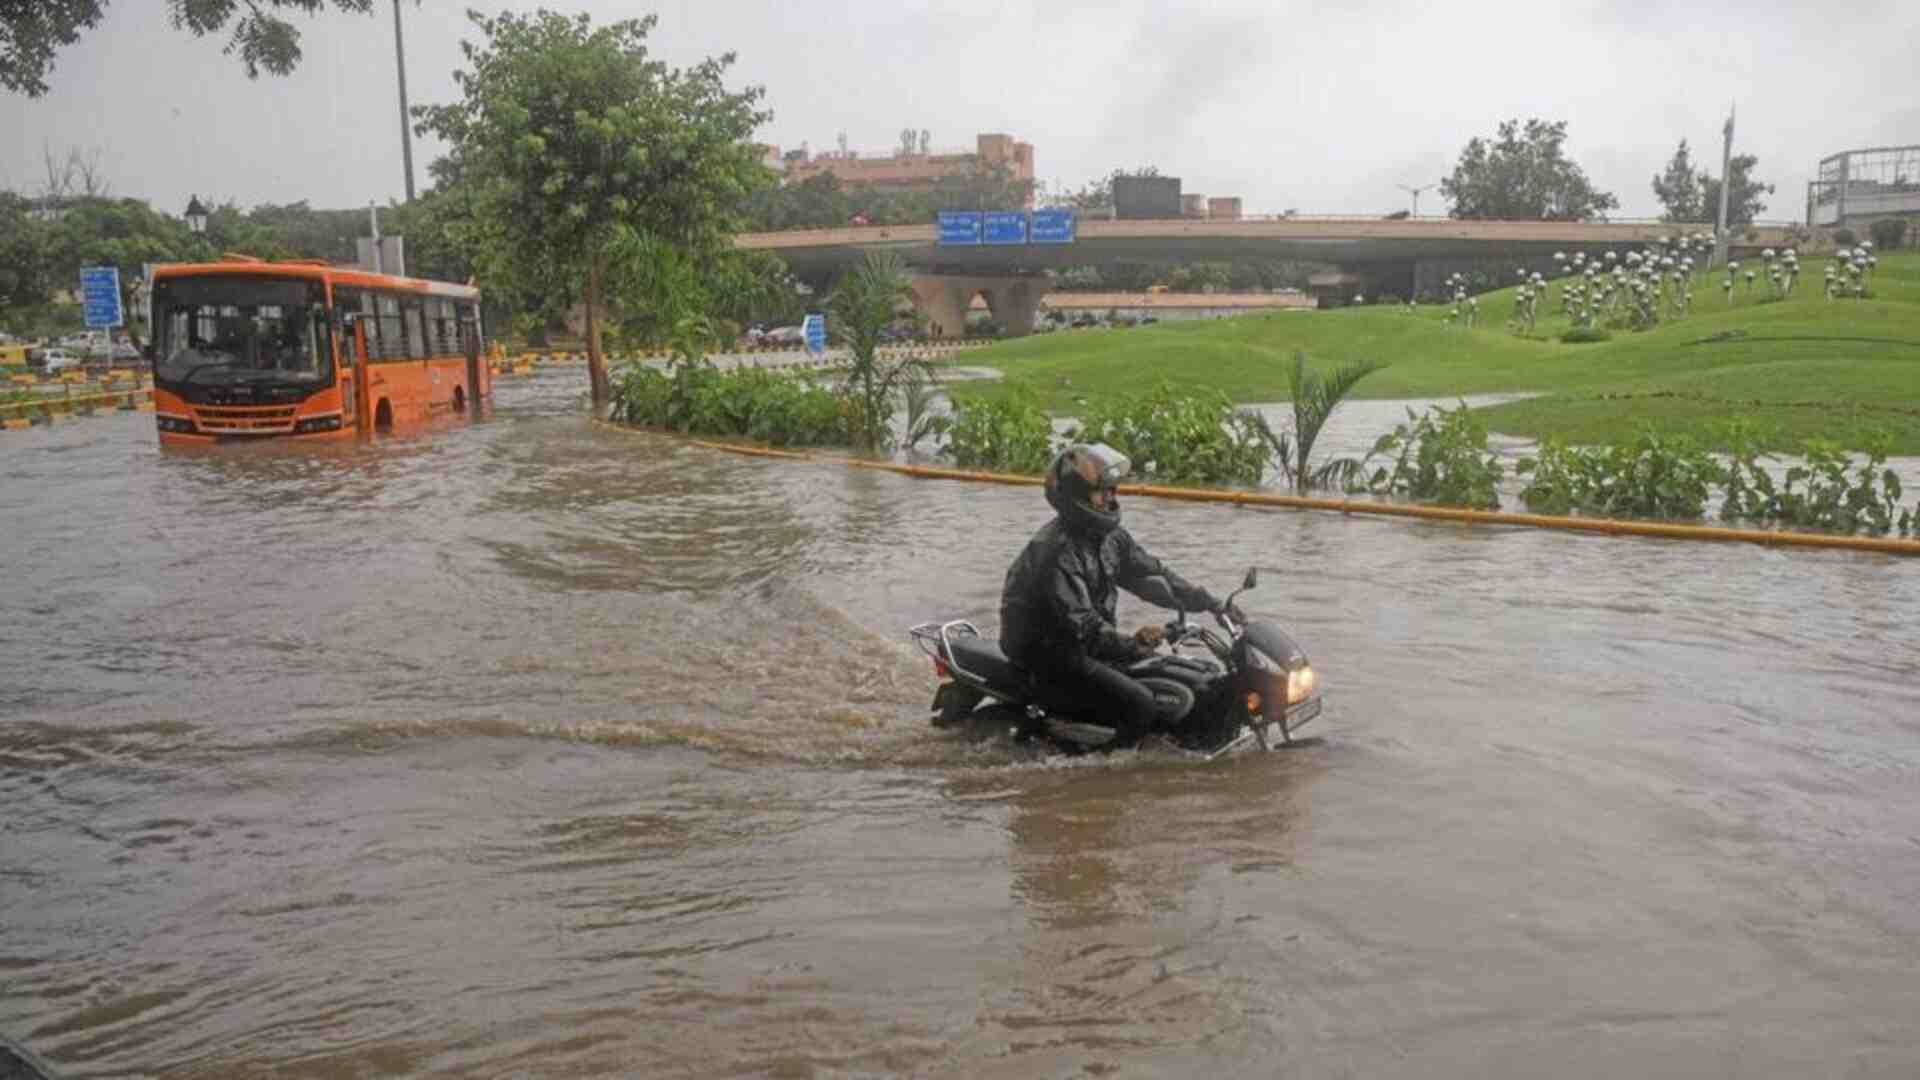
[908,620,990,688]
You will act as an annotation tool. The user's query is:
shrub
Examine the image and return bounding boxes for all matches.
[1361,403,1504,509]
[1071,383,1271,486]
[1723,434,1906,534]
[607,362,850,447]
[1560,327,1612,344]
[1833,227,1857,247]
[1869,217,1910,251]
[1516,430,1721,519]
[944,393,1057,473]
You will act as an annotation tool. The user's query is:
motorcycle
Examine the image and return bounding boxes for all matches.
[908,568,1323,759]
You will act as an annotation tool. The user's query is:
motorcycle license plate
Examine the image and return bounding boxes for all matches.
[931,681,959,713]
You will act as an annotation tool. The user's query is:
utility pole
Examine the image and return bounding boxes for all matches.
[1713,104,1734,269]
[393,0,415,202]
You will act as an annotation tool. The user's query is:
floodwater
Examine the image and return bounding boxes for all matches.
[4,372,1919,1078]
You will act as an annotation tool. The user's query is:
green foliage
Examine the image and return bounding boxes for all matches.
[1516,430,1721,519]
[1442,118,1620,222]
[1652,140,1703,222]
[830,250,929,452]
[1559,326,1612,343]
[899,368,945,452]
[1721,430,1908,534]
[1698,154,1773,226]
[943,394,1057,474]
[414,9,772,402]
[607,362,848,447]
[1264,352,1386,491]
[1833,228,1857,247]
[1870,218,1910,251]
[1071,383,1271,486]
[1362,403,1504,508]
[2,1,408,97]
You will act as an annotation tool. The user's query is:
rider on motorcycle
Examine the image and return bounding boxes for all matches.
[1000,443,1245,747]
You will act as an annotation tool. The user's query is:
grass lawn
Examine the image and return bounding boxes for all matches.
[956,251,1920,453]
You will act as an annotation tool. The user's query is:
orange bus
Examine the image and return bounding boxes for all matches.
[149,258,489,444]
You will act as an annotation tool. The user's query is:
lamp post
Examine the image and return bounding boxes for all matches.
[184,195,208,236]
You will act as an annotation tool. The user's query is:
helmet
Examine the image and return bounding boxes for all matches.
[1045,443,1129,536]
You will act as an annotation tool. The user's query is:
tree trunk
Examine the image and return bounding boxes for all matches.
[586,254,609,405]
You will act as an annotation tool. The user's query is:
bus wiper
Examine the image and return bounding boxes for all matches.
[176,361,241,385]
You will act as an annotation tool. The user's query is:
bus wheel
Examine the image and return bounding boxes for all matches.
[375,399,393,431]
[452,386,466,414]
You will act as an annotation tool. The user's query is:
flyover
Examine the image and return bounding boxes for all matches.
[737,217,1807,334]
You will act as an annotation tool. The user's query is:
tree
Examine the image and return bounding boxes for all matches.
[415,10,770,404]
[45,198,193,346]
[1651,140,1703,223]
[1440,119,1619,221]
[1698,154,1772,227]
[3,1,420,98]
[0,192,57,319]
[830,251,928,453]
[1255,353,1387,492]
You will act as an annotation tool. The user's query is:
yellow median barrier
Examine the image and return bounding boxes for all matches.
[592,429,1920,559]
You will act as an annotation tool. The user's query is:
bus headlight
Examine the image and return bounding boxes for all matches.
[156,414,197,433]
[294,414,343,433]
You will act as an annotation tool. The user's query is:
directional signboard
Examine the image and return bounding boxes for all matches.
[936,211,983,246]
[80,266,124,328]
[802,313,827,356]
[983,211,1029,245]
[1029,208,1077,244]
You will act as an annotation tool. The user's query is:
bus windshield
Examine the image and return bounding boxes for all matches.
[153,275,332,387]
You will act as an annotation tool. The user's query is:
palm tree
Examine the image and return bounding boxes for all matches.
[1256,351,1387,491]
[829,251,929,453]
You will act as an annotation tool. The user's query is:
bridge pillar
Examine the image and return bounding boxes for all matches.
[908,273,1051,339]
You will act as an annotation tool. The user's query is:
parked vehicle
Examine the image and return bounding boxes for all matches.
[43,349,83,374]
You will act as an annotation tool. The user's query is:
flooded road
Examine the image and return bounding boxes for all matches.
[4,372,1920,1077]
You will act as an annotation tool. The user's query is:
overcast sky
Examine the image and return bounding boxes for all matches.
[4,1,1917,223]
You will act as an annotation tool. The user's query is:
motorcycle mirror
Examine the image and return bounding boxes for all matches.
[1243,567,1258,590]
[1132,575,1180,611]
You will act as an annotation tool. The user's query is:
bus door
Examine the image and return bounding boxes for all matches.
[462,316,482,414]
[344,313,372,432]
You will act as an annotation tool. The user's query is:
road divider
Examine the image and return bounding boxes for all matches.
[591,423,1920,558]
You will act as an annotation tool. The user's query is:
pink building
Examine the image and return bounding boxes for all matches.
[777,133,1034,204]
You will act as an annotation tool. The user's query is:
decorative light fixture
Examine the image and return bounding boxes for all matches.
[184,195,209,235]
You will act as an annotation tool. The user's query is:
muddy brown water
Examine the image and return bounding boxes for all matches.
[4,372,1919,1077]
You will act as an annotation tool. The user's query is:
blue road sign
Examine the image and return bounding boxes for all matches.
[983,211,1029,245]
[1029,208,1077,244]
[802,313,827,356]
[936,211,982,246]
[80,266,123,328]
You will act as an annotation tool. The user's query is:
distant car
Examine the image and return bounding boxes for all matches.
[764,325,804,345]
[111,340,140,361]
[43,349,83,373]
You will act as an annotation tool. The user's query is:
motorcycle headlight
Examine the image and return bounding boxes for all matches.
[1285,664,1316,705]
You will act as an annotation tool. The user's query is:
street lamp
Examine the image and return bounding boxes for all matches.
[184,195,209,235]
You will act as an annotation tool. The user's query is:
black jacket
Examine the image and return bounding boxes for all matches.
[1000,517,1217,667]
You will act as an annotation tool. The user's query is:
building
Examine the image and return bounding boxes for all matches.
[776,132,1034,202]
[1807,145,1920,229]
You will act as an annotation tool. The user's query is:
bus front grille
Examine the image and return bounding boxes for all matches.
[193,405,299,434]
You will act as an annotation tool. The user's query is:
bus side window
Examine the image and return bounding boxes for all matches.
[403,298,428,359]
[376,293,405,361]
